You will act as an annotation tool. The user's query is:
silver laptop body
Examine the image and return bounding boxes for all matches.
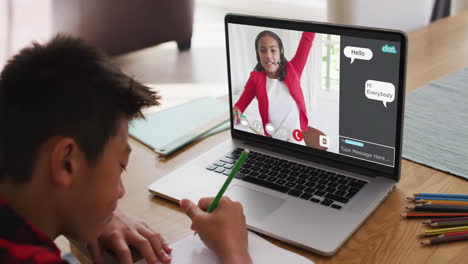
[149,14,407,256]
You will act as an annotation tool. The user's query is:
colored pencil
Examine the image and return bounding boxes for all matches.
[406,204,468,213]
[401,213,468,219]
[430,220,468,227]
[418,226,468,237]
[415,200,468,206]
[423,217,468,224]
[421,234,468,246]
[412,196,468,202]
[438,231,468,238]
[414,193,468,199]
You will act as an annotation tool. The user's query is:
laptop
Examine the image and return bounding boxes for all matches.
[149,14,407,256]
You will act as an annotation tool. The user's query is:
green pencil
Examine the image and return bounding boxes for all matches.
[206,149,250,212]
[194,149,250,235]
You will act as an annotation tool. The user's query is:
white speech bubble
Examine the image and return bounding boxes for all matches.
[344,46,373,64]
[365,80,395,107]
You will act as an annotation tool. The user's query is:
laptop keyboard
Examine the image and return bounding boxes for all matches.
[206,148,368,210]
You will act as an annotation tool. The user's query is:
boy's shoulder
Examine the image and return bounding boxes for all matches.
[0,198,65,264]
[0,238,65,264]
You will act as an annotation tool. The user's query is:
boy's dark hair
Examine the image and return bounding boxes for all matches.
[0,35,160,184]
[254,30,288,81]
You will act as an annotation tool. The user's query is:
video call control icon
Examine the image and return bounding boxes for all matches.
[277,128,289,140]
[240,114,248,127]
[292,129,303,142]
[319,135,330,148]
[265,123,275,135]
[252,120,263,133]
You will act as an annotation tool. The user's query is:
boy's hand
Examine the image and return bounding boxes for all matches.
[180,197,252,264]
[86,208,172,264]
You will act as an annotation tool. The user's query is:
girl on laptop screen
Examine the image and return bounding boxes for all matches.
[233,30,327,150]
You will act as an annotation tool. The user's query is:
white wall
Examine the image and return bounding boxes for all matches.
[0,1,10,70]
[327,0,435,31]
[199,0,326,22]
[0,0,52,70]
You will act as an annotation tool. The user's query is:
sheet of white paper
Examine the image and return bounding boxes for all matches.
[134,231,314,264]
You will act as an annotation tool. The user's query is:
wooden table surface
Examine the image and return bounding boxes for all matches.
[73,11,468,264]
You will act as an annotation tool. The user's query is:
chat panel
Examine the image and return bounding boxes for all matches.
[339,36,401,167]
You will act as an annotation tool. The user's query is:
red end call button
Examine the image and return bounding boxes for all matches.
[292,129,303,141]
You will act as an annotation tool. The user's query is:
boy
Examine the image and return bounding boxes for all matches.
[0,36,252,264]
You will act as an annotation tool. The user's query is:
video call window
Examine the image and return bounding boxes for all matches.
[228,23,400,168]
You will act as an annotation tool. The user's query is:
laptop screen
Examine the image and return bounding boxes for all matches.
[226,15,406,174]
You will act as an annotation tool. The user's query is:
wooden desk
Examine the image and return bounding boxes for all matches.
[72,11,468,264]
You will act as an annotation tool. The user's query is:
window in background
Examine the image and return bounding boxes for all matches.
[321,34,340,92]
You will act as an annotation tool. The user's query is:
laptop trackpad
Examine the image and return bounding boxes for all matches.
[226,185,285,222]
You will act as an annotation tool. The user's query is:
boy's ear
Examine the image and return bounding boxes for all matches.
[49,137,80,188]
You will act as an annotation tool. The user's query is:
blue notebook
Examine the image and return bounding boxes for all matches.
[129,97,229,156]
